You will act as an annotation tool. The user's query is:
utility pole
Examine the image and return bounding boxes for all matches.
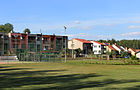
[64,26,67,63]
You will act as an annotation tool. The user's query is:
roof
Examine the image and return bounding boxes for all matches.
[129,48,136,52]
[74,38,92,43]
[136,51,140,54]
[90,41,105,45]
[114,44,124,51]
[136,49,140,53]
[105,43,109,46]
[108,45,117,51]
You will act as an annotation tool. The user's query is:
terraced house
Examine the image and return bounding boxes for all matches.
[0,32,68,56]
[68,38,93,55]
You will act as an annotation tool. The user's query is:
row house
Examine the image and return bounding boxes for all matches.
[136,52,140,59]
[68,39,118,55]
[128,48,136,56]
[68,38,93,54]
[104,43,118,53]
[0,33,10,55]
[90,41,106,54]
[0,32,68,56]
[112,43,124,54]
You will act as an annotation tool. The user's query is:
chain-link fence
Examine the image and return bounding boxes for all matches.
[17,52,62,62]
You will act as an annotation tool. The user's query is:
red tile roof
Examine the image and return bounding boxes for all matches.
[74,38,92,43]
[114,44,124,51]
[136,49,140,53]
[108,45,117,51]
[90,41,105,45]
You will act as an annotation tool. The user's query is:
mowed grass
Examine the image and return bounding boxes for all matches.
[1,61,140,89]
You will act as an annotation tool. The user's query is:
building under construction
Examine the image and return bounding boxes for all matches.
[0,32,68,59]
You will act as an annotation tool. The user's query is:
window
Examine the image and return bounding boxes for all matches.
[94,50,97,52]
[94,45,97,48]
[99,45,101,48]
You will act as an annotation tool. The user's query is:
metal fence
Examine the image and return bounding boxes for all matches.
[17,52,62,62]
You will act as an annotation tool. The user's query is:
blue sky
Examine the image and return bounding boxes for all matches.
[0,0,140,40]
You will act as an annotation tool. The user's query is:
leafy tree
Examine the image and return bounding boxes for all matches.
[110,38,117,44]
[120,51,129,58]
[0,25,4,32]
[0,23,14,33]
[130,55,137,60]
[24,28,31,34]
[4,23,14,33]
[107,50,118,57]
[74,48,82,57]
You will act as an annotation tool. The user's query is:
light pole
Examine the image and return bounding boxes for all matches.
[64,26,67,63]
[71,40,74,59]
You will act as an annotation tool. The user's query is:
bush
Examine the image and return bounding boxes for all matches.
[131,56,137,60]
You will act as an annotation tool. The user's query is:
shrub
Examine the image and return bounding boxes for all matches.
[131,56,137,60]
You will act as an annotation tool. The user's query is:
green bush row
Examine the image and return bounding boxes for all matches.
[66,60,140,65]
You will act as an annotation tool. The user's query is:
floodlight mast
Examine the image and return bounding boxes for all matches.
[64,26,67,63]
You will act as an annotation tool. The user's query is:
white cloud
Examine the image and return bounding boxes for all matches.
[68,32,140,40]
[128,25,140,29]
[68,33,89,37]
[74,20,80,24]
[105,24,116,26]
[121,32,140,36]
[67,33,114,40]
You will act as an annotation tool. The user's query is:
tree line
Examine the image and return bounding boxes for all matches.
[97,39,140,49]
[0,23,31,34]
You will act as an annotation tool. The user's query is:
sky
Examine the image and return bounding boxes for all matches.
[0,0,140,40]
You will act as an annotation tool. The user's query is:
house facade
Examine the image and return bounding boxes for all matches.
[90,41,106,54]
[0,32,68,56]
[104,43,118,53]
[112,44,124,54]
[128,48,136,56]
[68,38,93,54]
[136,52,140,59]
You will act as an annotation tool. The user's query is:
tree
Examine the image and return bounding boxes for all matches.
[74,48,82,57]
[0,25,4,32]
[110,38,116,44]
[0,23,14,33]
[120,51,129,58]
[4,23,14,33]
[24,28,31,34]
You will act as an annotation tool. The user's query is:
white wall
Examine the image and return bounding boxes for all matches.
[136,52,140,59]
[68,39,83,50]
[90,41,101,54]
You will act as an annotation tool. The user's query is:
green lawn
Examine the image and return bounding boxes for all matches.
[1,61,140,89]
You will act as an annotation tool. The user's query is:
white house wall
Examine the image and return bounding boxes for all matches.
[136,52,140,59]
[91,41,101,54]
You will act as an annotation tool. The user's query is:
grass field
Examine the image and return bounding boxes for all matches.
[1,61,140,89]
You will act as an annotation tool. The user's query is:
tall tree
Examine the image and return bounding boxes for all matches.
[0,23,14,33]
[23,28,31,34]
